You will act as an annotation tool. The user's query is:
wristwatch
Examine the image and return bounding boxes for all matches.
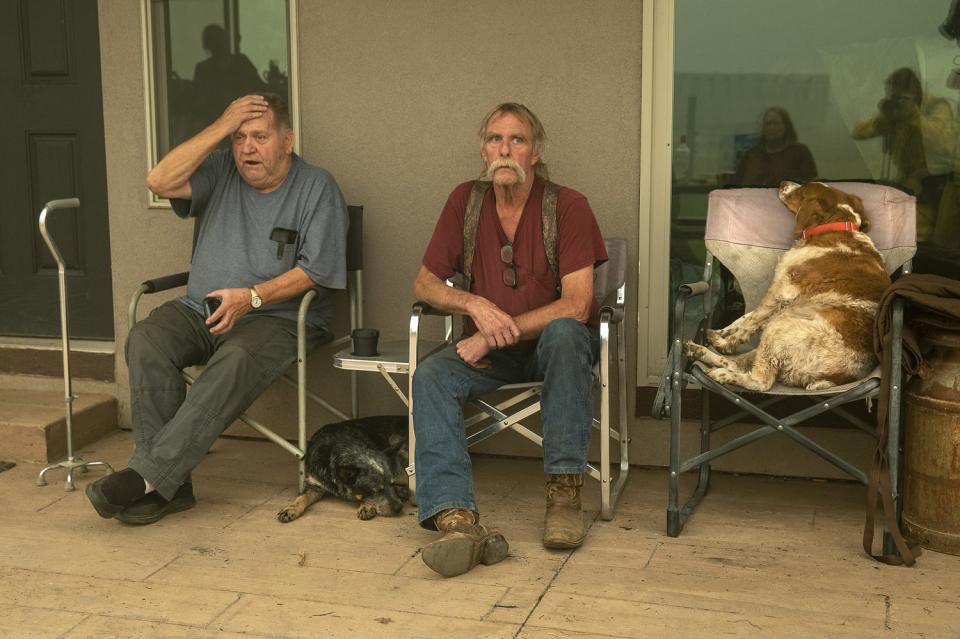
[249,286,262,309]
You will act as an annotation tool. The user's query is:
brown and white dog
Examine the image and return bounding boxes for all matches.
[685,181,891,391]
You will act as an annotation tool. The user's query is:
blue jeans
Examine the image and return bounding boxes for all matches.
[412,318,600,529]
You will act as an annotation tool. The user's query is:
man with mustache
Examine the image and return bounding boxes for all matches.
[412,103,607,577]
[85,93,348,524]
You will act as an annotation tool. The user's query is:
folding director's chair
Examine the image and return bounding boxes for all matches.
[653,183,916,547]
[408,237,630,519]
[128,205,364,491]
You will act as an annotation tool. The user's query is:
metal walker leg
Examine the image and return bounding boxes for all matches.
[35,198,114,491]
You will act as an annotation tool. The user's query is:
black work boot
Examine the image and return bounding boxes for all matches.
[543,473,586,549]
[85,468,147,518]
[115,483,196,525]
[421,509,509,578]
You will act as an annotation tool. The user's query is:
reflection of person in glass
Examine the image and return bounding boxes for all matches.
[852,67,956,240]
[733,107,817,186]
[194,25,266,127]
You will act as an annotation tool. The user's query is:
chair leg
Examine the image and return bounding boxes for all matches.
[600,320,630,521]
[883,369,904,556]
[667,364,683,536]
[695,387,712,499]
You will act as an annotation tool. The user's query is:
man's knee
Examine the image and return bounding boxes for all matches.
[539,318,589,350]
[125,316,166,365]
[412,353,454,396]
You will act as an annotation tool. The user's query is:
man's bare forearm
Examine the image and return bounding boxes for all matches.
[254,266,317,307]
[512,299,587,340]
[512,266,595,340]
[413,265,520,347]
[146,120,231,198]
[413,267,477,314]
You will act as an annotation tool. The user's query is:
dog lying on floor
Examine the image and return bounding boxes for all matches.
[685,181,891,391]
[277,415,409,522]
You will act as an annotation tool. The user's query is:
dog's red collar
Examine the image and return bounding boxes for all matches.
[802,221,860,239]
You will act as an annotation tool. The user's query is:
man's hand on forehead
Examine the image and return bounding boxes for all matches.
[217,95,269,134]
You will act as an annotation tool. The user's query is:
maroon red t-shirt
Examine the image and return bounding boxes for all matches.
[422,177,607,340]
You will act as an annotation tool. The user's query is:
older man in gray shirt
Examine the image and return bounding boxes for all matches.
[86,93,348,524]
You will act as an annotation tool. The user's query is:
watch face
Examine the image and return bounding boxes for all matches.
[250,288,262,308]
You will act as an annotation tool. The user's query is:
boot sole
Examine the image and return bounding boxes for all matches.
[116,494,196,525]
[543,535,585,550]
[422,534,509,578]
[85,481,125,519]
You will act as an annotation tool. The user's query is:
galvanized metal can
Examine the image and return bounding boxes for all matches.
[903,328,960,556]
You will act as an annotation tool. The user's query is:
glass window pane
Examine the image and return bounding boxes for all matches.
[670,0,960,339]
[149,0,291,161]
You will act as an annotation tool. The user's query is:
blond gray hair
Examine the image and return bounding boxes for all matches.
[478,102,549,179]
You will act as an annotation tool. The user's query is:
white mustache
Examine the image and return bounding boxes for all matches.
[484,158,526,183]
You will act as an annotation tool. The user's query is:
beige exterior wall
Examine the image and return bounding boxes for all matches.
[97,1,873,479]
[98,0,643,445]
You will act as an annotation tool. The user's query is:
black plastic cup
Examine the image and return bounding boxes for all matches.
[351,328,379,356]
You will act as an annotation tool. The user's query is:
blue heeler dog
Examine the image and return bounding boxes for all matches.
[277,415,409,522]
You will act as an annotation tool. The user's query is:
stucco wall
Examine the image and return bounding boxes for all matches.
[98,1,879,480]
[99,0,643,444]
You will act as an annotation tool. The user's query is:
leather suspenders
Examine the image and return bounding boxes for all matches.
[461,180,562,291]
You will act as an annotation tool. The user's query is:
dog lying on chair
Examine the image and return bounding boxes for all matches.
[277,415,409,522]
[685,181,891,391]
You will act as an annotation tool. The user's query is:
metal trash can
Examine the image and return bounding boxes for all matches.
[903,328,960,555]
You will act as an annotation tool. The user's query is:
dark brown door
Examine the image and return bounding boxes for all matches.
[0,0,113,339]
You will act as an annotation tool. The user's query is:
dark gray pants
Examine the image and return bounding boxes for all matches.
[125,300,323,499]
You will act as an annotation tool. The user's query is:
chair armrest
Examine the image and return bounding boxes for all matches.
[600,305,625,325]
[141,271,190,294]
[129,271,190,330]
[678,280,709,298]
[672,280,710,343]
[412,300,453,317]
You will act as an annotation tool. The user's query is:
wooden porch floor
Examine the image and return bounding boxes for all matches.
[1,430,958,638]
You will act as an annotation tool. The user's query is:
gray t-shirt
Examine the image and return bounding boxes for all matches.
[170,150,348,332]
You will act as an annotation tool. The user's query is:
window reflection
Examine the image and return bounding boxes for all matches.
[148,0,291,161]
[670,0,960,339]
[733,107,818,187]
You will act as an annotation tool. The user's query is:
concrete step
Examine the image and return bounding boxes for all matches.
[0,339,114,382]
[0,388,118,463]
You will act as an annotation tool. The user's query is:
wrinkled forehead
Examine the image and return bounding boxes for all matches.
[484,111,533,138]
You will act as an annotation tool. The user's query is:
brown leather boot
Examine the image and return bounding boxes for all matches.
[543,473,586,549]
[421,509,509,578]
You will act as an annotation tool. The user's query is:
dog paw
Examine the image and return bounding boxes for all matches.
[683,341,706,360]
[276,507,300,523]
[706,330,737,354]
[706,368,736,385]
[357,502,378,520]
